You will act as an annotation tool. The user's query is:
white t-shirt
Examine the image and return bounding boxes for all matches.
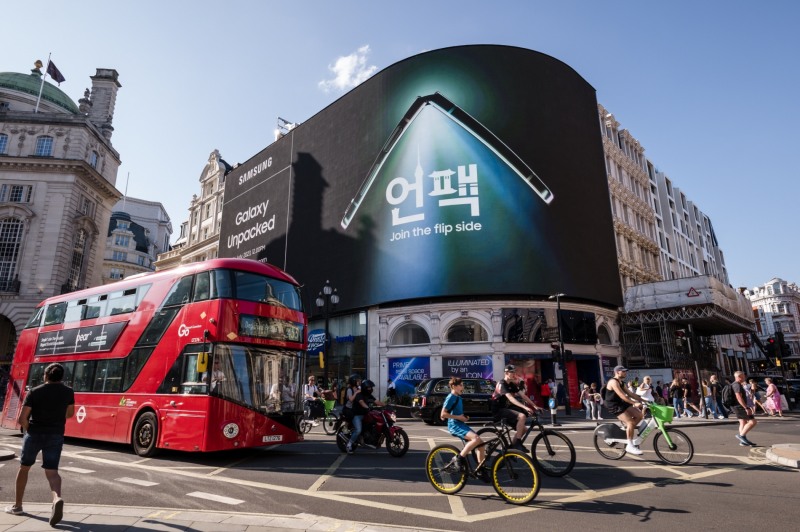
[636,383,654,402]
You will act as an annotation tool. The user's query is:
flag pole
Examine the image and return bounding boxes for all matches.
[34,53,52,113]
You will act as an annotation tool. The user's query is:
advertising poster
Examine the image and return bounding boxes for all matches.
[443,355,493,380]
[220,45,622,311]
[388,357,430,396]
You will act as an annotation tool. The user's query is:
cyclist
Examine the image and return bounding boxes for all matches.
[440,377,485,470]
[494,365,542,451]
[604,365,644,455]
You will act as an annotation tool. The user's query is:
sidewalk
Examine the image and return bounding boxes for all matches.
[0,504,445,532]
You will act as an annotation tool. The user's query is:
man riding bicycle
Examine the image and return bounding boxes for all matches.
[604,365,644,455]
[493,365,543,451]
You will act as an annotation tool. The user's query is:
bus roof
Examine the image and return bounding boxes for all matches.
[38,258,301,307]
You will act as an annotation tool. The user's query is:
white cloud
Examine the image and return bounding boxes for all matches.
[318,45,377,92]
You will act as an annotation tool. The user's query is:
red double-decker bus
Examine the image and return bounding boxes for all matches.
[1,258,307,456]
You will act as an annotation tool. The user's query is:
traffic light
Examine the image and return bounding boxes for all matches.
[564,350,574,362]
[675,329,687,349]
[765,337,776,357]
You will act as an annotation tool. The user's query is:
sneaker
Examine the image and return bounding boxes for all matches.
[512,441,527,452]
[717,415,724,420]
[50,498,64,527]
[625,444,643,455]
[744,438,757,447]
[685,412,693,418]
[346,443,353,454]
[739,442,749,446]
[443,455,464,472]
[735,434,748,446]
[4,506,23,515]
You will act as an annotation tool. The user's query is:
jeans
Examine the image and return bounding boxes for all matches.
[672,397,683,418]
[348,415,363,447]
[583,399,592,419]
[704,396,718,417]
[589,401,601,420]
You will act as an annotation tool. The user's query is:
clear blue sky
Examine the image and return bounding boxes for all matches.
[3,1,798,289]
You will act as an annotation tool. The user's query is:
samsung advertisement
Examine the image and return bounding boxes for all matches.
[220,45,622,311]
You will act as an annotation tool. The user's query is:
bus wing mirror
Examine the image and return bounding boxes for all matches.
[197,352,209,373]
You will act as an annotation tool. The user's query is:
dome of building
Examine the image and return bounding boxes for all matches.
[0,71,79,114]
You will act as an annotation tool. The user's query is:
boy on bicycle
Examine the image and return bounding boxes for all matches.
[494,365,543,451]
[441,377,485,469]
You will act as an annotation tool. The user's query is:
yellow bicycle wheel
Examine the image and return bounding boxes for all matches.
[491,450,540,504]
[425,444,467,495]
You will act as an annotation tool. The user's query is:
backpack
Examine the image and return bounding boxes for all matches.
[721,383,735,408]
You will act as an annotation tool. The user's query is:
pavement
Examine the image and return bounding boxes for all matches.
[1,411,797,531]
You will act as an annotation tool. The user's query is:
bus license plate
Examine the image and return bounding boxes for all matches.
[262,435,283,443]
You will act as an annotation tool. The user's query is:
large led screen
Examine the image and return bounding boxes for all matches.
[220,45,622,311]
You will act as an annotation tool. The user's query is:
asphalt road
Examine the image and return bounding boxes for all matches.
[1,416,798,530]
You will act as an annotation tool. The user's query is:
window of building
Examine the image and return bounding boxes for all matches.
[89,151,99,169]
[114,235,130,247]
[138,255,147,267]
[110,267,124,280]
[389,323,430,346]
[112,251,127,262]
[0,133,8,154]
[0,184,33,203]
[0,102,9,111]
[445,319,489,342]
[34,136,54,156]
[80,196,94,216]
[66,229,87,291]
[0,217,23,291]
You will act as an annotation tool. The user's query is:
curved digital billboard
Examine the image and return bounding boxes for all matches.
[220,45,622,311]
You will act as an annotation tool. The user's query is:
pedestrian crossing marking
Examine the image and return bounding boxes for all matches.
[187,491,245,505]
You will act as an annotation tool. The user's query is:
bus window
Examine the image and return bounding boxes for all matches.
[123,347,154,390]
[65,300,85,323]
[139,308,179,345]
[27,364,46,389]
[43,302,67,326]
[233,272,302,311]
[108,290,136,316]
[193,271,210,301]
[93,359,124,392]
[25,307,44,329]
[135,284,151,307]
[72,360,95,392]
[212,269,233,298]
[85,295,106,320]
[163,276,194,307]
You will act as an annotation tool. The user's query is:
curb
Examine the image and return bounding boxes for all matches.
[0,449,16,461]
[765,445,800,469]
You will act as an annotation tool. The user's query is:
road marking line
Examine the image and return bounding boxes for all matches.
[562,475,596,494]
[60,466,95,474]
[447,495,467,517]
[207,454,255,477]
[186,491,245,505]
[116,477,159,487]
[426,438,437,449]
[308,454,346,492]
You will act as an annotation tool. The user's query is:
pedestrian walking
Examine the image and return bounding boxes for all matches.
[589,382,602,420]
[709,375,726,419]
[701,379,719,419]
[681,378,702,417]
[580,384,592,419]
[747,379,769,415]
[5,363,75,527]
[731,371,757,446]
[669,378,684,418]
[764,378,783,417]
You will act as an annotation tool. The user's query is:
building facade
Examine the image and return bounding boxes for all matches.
[155,149,228,270]
[102,196,172,283]
[0,64,123,365]
[745,278,799,376]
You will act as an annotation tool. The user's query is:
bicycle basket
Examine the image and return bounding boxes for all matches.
[323,400,336,415]
[650,403,674,423]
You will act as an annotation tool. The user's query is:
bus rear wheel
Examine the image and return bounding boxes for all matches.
[133,412,159,457]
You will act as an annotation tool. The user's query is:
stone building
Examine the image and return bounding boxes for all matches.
[154,149,228,269]
[0,64,122,361]
[745,278,800,376]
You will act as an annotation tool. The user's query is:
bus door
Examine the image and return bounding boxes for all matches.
[158,349,209,452]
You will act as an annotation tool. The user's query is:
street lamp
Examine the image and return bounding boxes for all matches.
[316,280,339,388]
[548,293,571,415]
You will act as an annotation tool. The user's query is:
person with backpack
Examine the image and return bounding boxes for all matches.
[709,375,726,419]
[494,365,542,451]
[728,371,757,446]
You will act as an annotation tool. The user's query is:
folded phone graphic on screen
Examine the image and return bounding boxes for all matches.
[340,92,553,229]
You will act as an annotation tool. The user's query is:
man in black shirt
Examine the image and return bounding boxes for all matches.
[494,365,541,451]
[604,366,644,455]
[5,363,75,527]
[731,371,757,446]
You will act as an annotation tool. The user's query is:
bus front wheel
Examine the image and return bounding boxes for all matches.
[133,412,159,457]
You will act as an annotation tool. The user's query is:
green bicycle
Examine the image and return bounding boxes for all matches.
[593,400,694,465]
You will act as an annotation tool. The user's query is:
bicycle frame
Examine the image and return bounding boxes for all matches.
[605,410,674,448]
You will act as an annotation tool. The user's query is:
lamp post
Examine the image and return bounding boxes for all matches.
[548,293,571,415]
[316,280,339,388]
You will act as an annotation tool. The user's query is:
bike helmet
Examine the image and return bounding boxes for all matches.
[361,379,375,393]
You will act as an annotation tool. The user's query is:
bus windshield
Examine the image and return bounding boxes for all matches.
[210,344,302,413]
[231,270,303,311]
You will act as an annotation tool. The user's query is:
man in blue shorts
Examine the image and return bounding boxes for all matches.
[441,377,485,470]
[5,363,75,526]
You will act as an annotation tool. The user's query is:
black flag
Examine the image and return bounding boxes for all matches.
[47,61,66,85]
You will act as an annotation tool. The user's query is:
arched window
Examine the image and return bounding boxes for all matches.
[0,133,8,155]
[390,323,430,346]
[597,325,612,345]
[35,136,54,156]
[445,319,488,342]
[0,217,23,291]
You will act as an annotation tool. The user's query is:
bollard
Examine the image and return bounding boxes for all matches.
[549,398,561,426]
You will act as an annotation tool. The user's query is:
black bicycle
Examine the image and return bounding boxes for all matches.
[477,412,576,477]
[425,428,541,504]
